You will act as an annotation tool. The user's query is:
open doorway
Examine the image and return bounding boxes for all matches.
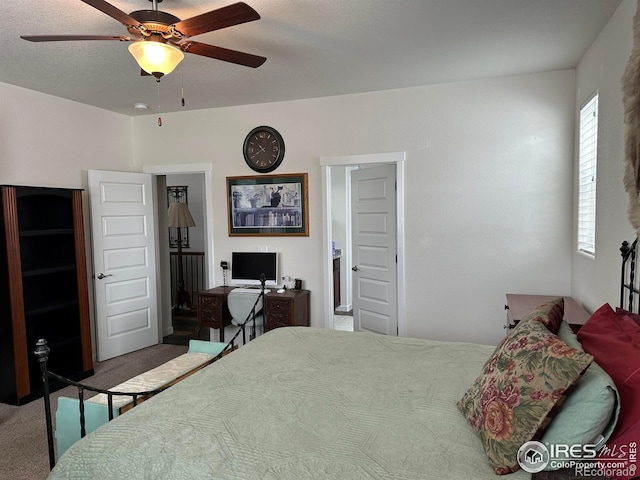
[320,152,406,336]
[142,164,215,345]
[163,173,207,345]
[330,165,355,331]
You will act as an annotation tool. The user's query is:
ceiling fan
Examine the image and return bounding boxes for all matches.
[20,0,266,80]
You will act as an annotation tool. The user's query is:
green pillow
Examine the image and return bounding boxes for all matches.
[540,321,620,468]
[188,339,227,356]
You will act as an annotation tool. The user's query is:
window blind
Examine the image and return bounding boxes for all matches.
[578,93,598,256]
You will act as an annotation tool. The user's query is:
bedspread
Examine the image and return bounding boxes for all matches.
[48,327,530,479]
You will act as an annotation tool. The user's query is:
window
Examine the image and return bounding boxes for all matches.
[577,92,598,256]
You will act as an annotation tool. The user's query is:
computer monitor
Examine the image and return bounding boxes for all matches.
[230,252,278,286]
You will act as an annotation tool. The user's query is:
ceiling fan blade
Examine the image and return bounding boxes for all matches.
[180,41,266,68]
[21,35,131,42]
[172,2,260,38]
[81,0,142,28]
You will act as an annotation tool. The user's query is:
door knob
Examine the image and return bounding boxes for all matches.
[352,266,359,271]
[96,273,113,279]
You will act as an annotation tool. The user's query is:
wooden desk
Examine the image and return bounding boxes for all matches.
[265,289,310,330]
[197,287,310,341]
[197,286,235,342]
[505,294,591,332]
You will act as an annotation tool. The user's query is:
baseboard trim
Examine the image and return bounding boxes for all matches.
[335,304,352,313]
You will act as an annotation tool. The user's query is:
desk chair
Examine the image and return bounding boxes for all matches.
[227,289,264,345]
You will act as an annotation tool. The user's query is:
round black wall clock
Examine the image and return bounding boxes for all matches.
[243,126,285,173]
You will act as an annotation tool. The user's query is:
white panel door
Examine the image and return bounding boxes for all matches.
[88,170,158,361]
[351,164,397,335]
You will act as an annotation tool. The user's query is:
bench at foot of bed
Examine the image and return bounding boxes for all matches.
[55,340,227,457]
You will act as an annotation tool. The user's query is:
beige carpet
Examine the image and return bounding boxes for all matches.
[0,343,187,480]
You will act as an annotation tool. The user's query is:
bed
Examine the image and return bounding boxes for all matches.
[39,242,640,480]
[46,327,535,480]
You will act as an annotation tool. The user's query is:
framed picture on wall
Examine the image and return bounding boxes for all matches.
[227,173,309,236]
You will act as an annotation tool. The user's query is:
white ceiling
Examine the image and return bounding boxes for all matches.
[0,0,622,116]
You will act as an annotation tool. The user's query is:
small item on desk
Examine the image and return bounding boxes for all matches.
[282,275,295,290]
[294,278,302,290]
[277,288,286,294]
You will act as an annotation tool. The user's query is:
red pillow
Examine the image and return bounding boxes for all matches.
[616,306,640,327]
[577,303,640,480]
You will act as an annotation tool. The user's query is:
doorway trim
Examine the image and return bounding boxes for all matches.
[320,152,406,336]
[142,163,214,338]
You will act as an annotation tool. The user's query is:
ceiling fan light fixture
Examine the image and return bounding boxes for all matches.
[128,38,184,76]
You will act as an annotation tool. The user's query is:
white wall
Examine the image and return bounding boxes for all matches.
[0,82,134,187]
[572,0,637,313]
[0,81,135,358]
[133,69,576,345]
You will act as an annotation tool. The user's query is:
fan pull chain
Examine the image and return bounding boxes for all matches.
[181,67,186,108]
[157,82,162,127]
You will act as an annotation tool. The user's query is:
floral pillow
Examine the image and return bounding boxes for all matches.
[457,317,593,474]
[521,297,565,334]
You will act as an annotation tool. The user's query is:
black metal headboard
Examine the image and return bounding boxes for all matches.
[620,238,639,313]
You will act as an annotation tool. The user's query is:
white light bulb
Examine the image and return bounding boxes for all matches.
[143,43,168,66]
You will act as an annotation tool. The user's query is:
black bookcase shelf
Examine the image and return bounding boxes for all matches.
[22,264,77,277]
[0,185,92,405]
[20,229,75,237]
[25,299,80,317]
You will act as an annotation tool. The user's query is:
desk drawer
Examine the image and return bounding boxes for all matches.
[198,294,230,329]
[266,297,290,313]
[265,297,291,331]
[265,290,310,331]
